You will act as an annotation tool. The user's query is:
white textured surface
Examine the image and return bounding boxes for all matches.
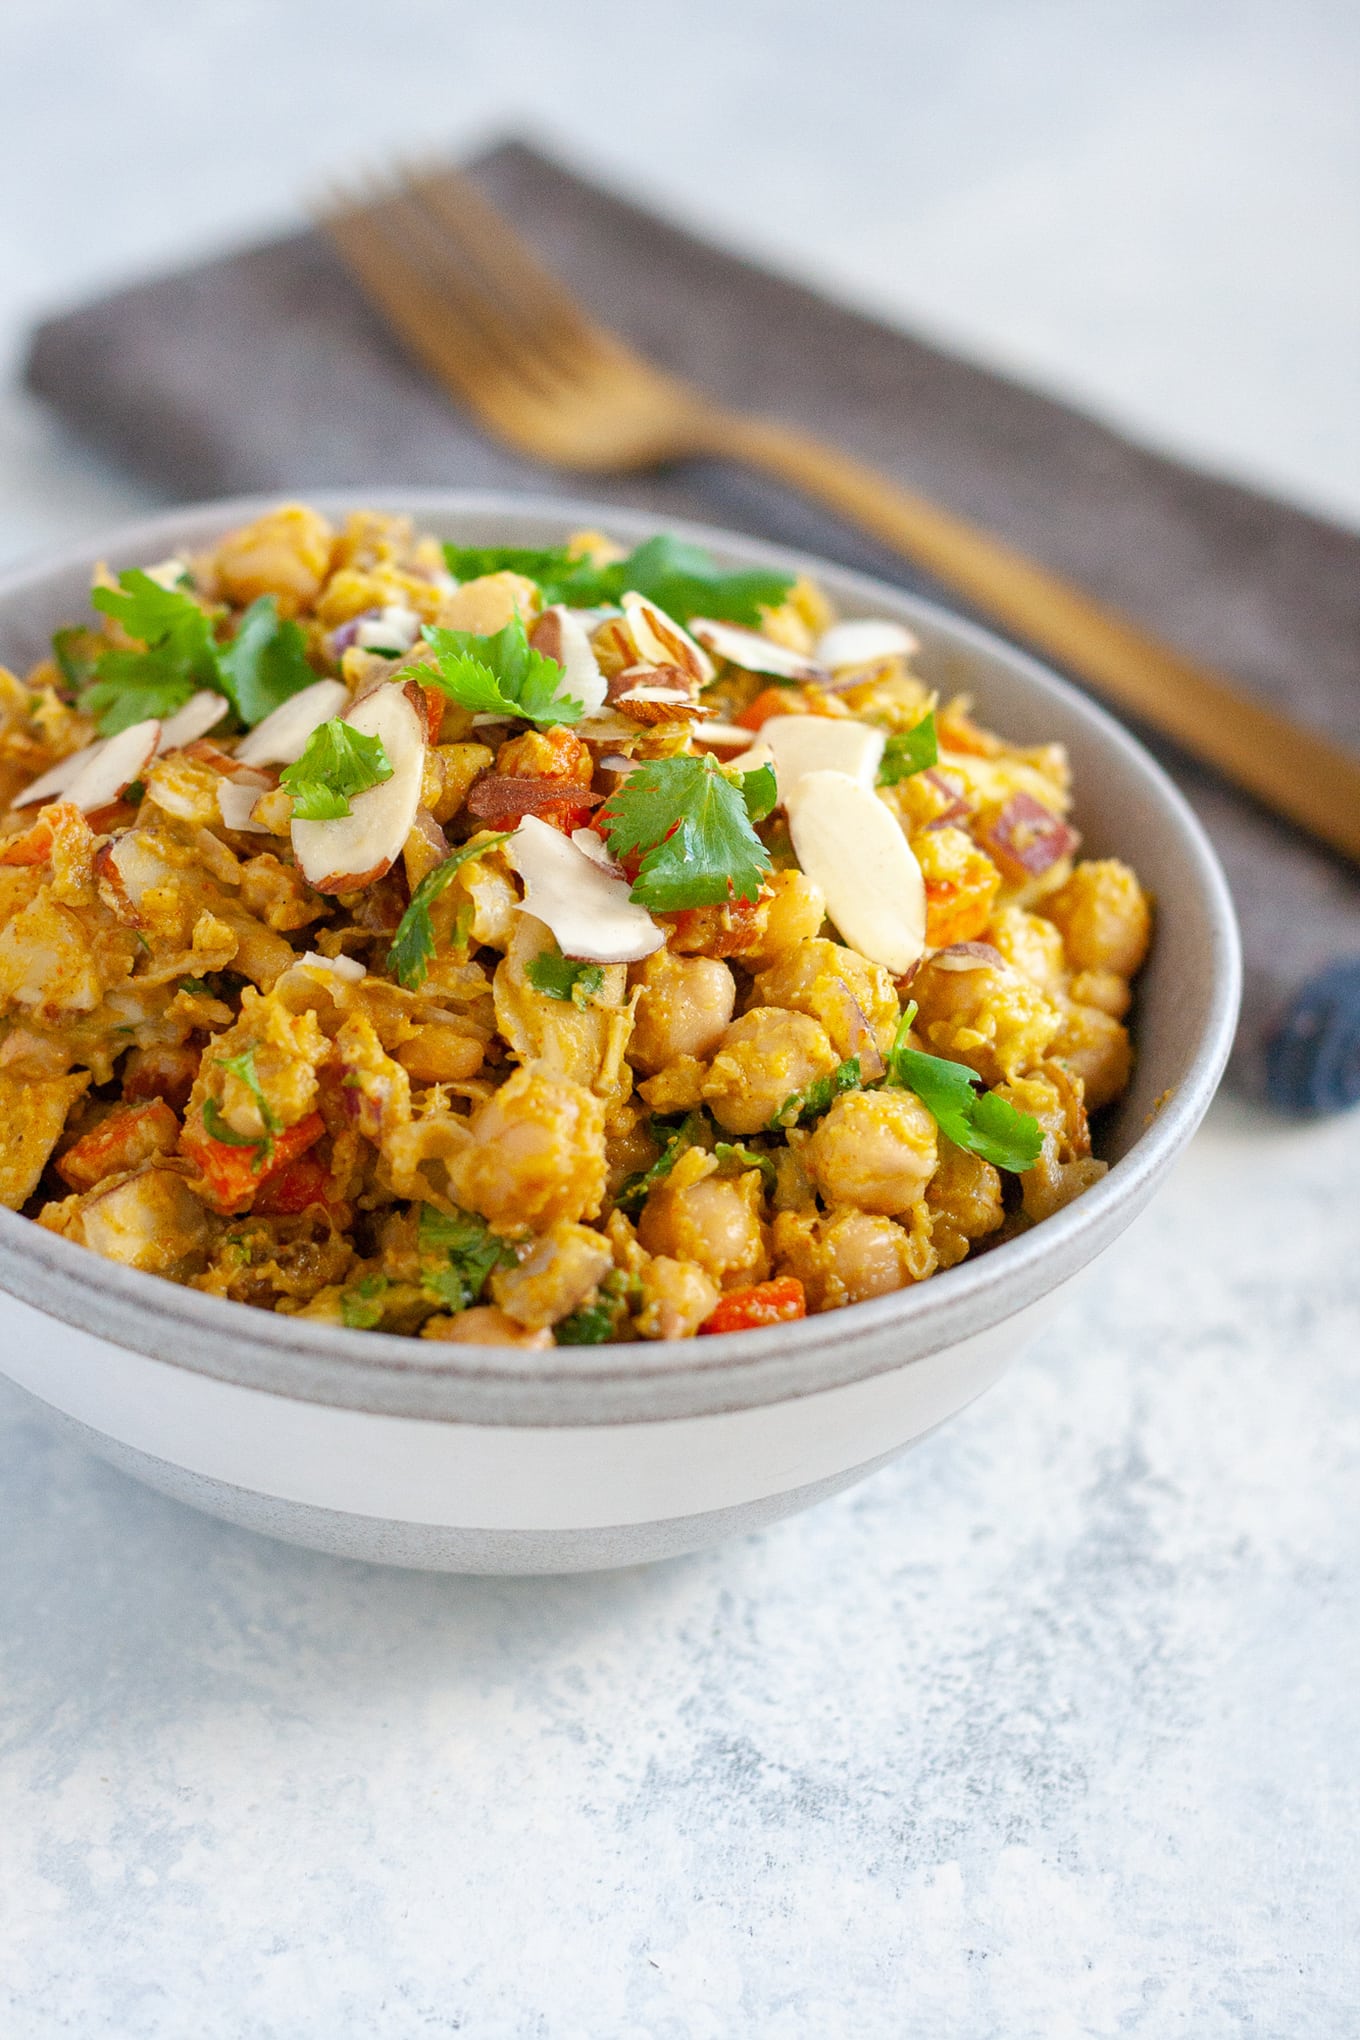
[2,3,1358,2033]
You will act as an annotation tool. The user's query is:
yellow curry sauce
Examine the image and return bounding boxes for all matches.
[0,505,1150,1346]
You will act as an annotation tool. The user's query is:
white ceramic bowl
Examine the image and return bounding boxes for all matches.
[0,492,1240,1572]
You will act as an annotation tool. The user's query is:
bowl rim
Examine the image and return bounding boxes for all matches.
[0,488,1241,1426]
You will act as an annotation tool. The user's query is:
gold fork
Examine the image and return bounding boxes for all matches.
[321,166,1360,864]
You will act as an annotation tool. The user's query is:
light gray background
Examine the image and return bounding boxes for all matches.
[1,4,1357,2035]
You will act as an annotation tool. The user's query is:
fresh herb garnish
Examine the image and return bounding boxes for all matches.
[340,1274,390,1329]
[178,976,214,997]
[280,718,393,820]
[216,595,317,727]
[525,950,606,1008]
[417,1203,516,1313]
[713,1141,777,1187]
[423,615,583,728]
[599,754,774,912]
[443,535,794,626]
[51,627,100,691]
[885,1004,1043,1172]
[877,711,938,786]
[386,831,516,990]
[615,1112,704,1214]
[81,572,314,737]
[206,1046,282,1170]
[554,1268,639,1345]
[768,1058,862,1131]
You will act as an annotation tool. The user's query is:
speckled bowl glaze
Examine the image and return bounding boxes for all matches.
[0,492,1240,1572]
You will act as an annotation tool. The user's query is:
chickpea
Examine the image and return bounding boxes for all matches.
[636,1256,721,1340]
[734,870,827,967]
[628,949,736,1075]
[396,1024,485,1085]
[1042,860,1151,978]
[803,1088,938,1216]
[910,953,1061,1087]
[1050,1002,1132,1112]
[490,1222,614,1329]
[926,1137,1004,1269]
[987,906,1067,994]
[449,1066,607,1229]
[752,937,899,1059]
[210,504,333,617]
[637,1148,769,1289]
[701,1007,840,1136]
[421,1306,552,1348]
[773,1205,935,1311]
[1068,969,1131,1020]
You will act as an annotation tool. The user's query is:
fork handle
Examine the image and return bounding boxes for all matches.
[713,410,1360,863]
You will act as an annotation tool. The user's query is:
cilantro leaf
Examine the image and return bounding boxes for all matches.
[418,1203,515,1312]
[423,617,583,728]
[215,1052,281,1150]
[387,832,516,990]
[442,534,794,625]
[739,762,778,825]
[878,711,938,786]
[84,571,221,735]
[340,1274,390,1330]
[599,754,773,912]
[615,1113,704,1215]
[768,1058,862,1131]
[713,1141,777,1188]
[885,1006,1043,1172]
[82,571,316,737]
[554,1268,639,1346]
[442,544,584,592]
[51,627,100,691]
[525,950,606,1008]
[217,595,317,726]
[280,718,393,820]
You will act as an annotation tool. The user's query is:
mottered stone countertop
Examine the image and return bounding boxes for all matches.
[1,4,1357,2033]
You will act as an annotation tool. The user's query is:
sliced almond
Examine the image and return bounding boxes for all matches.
[216,780,270,834]
[234,679,349,768]
[291,681,427,894]
[298,950,367,982]
[570,826,626,877]
[64,720,160,814]
[12,741,104,809]
[530,605,608,713]
[762,714,886,806]
[689,618,827,682]
[620,591,715,686]
[785,769,926,976]
[506,815,664,965]
[156,690,231,753]
[816,618,919,671]
[613,672,712,725]
[692,720,759,751]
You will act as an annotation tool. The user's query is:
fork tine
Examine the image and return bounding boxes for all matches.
[321,200,544,427]
[324,180,580,402]
[406,166,608,372]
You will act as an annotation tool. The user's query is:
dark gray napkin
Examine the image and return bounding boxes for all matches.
[24,140,1360,1113]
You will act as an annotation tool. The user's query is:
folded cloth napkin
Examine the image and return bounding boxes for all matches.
[24,141,1360,1113]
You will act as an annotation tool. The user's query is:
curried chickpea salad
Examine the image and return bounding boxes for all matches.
[0,504,1151,1347]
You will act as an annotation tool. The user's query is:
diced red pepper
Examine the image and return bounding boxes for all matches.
[736,686,794,732]
[699,1277,806,1335]
[181,1108,326,1216]
[57,1100,180,1192]
[254,1146,335,1216]
[924,874,997,947]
